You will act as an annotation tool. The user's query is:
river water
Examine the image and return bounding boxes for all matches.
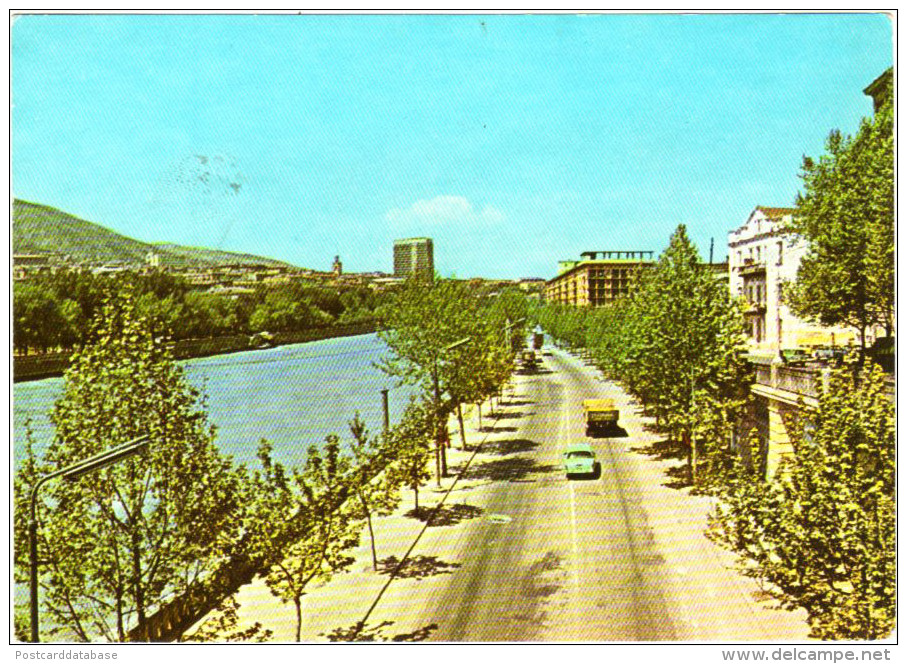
[13,333,416,472]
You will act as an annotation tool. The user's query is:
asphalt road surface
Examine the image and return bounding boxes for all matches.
[361,347,809,642]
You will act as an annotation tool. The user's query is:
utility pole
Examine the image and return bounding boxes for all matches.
[380,388,389,433]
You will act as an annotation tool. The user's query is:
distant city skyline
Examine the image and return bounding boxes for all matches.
[12,13,892,279]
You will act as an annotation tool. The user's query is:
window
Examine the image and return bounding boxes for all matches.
[776,241,783,265]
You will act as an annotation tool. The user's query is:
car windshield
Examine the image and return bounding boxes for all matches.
[567,451,593,459]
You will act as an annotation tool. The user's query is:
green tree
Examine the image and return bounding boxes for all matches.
[249,436,361,642]
[385,400,433,512]
[377,278,480,480]
[347,415,402,569]
[713,360,895,639]
[13,289,246,641]
[786,96,894,351]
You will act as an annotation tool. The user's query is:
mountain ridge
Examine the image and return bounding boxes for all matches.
[12,199,299,269]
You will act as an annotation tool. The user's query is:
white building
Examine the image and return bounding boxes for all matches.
[728,206,857,355]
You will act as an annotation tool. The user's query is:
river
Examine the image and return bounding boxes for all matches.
[13,333,416,471]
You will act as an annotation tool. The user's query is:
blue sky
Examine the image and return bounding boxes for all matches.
[12,13,892,279]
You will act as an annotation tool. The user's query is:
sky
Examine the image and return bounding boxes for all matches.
[11,13,893,279]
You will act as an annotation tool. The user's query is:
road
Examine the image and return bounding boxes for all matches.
[360,346,810,642]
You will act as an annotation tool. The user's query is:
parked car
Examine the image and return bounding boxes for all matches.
[781,348,811,366]
[563,442,600,478]
[813,346,847,366]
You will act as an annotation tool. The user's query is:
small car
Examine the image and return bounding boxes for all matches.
[563,442,600,478]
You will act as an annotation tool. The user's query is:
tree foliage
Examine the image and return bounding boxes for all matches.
[786,95,894,348]
[247,435,361,642]
[537,226,748,487]
[377,277,520,476]
[713,360,895,639]
[14,288,246,641]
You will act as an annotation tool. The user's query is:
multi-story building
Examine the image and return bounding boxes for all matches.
[393,237,434,280]
[545,250,654,307]
[728,206,857,354]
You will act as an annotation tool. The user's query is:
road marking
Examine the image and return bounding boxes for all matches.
[487,514,512,524]
[569,482,580,591]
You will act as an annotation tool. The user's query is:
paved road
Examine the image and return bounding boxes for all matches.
[360,347,810,642]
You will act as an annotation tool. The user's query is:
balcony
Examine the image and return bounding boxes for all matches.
[737,258,766,276]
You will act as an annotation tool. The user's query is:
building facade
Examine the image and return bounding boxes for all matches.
[393,237,434,280]
[728,206,857,354]
[545,250,654,307]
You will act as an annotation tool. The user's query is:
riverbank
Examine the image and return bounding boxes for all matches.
[12,322,377,382]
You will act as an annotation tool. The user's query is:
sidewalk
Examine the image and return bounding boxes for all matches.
[187,388,523,642]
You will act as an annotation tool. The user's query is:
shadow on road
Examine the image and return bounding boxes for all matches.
[502,399,535,407]
[405,502,484,526]
[483,438,539,456]
[465,456,558,483]
[630,437,686,461]
[489,410,528,420]
[478,425,518,433]
[324,619,439,642]
[589,424,630,439]
[661,464,693,491]
[377,554,461,580]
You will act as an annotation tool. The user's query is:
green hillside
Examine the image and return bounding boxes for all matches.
[12,199,296,269]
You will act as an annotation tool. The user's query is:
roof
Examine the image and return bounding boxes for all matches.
[755,206,796,219]
[583,398,616,410]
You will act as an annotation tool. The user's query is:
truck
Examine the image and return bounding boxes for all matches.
[583,398,619,437]
[520,349,538,371]
[532,332,544,351]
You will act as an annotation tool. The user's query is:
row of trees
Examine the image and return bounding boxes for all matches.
[377,278,527,480]
[534,87,894,638]
[535,223,894,639]
[13,269,384,355]
[536,225,749,489]
[15,277,523,642]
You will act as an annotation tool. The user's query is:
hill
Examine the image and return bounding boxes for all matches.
[12,199,296,269]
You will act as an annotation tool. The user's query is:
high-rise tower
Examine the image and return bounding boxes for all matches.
[393,237,434,280]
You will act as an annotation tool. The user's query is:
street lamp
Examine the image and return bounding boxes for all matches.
[29,434,151,642]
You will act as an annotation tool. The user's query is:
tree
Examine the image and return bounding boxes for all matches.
[385,400,433,513]
[786,96,893,352]
[347,415,402,570]
[713,360,895,639]
[617,226,748,486]
[377,278,482,480]
[13,288,246,641]
[250,435,361,642]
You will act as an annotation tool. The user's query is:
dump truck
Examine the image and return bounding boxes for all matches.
[583,398,619,437]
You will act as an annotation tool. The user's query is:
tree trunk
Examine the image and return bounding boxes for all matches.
[684,431,695,485]
[476,402,483,431]
[457,403,467,449]
[360,493,377,570]
[413,486,419,512]
[130,535,147,641]
[294,596,302,642]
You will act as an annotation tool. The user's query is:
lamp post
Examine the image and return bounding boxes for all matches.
[29,434,151,642]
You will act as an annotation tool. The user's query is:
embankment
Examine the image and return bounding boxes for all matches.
[12,322,377,382]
